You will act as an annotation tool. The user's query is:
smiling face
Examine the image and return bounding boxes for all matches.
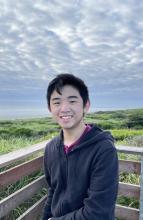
[49,85,90,131]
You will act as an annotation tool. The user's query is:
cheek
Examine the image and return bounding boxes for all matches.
[74,105,84,114]
[50,108,59,117]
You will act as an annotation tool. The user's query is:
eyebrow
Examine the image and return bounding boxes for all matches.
[51,97,61,102]
[68,96,78,99]
[51,96,78,102]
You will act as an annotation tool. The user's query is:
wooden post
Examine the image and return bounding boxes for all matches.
[140,156,143,220]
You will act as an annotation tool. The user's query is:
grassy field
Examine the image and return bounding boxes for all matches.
[0,108,143,154]
[0,108,143,219]
[0,117,59,154]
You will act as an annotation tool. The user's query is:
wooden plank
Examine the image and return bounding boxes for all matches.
[0,141,142,169]
[139,155,143,220]
[0,176,47,219]
[119,159,141,175]
[118,182,140,199]
[115,204,139,220]
[16,195,47,220]
[0,156,43,188]
[0,140,48,168]
[116,145,143,155]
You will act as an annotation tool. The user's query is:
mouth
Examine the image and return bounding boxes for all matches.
[60,115,73,119]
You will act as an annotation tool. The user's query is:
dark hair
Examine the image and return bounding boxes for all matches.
[47,73,89,109]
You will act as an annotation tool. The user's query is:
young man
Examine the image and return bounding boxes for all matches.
[42,74,118,220]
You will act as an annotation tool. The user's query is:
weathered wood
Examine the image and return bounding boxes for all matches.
[0,176,47,219]
[139,156,143,220]
[0,142,142,169]
[118,182,140,199]
[117,145,143,155]
[0,140,48,169]
[115,204,139,220]
[0,141,142,219]
[16,195,47,220]
[119,159,141,174]
[0,156,43,188]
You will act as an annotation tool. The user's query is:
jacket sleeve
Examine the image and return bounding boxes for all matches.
[51,143,118,220]
[42,146,54,220]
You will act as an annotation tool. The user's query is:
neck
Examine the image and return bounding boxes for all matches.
[63,122,86,146]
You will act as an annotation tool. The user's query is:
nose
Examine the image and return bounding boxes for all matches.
[60,101,70,112]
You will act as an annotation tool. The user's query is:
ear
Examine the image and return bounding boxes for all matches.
[84,100,90,114]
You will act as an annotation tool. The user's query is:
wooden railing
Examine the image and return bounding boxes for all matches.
[0,141,143,220]
[116,145,142,220]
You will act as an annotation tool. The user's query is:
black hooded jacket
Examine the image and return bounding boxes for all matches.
[42,125,118,220]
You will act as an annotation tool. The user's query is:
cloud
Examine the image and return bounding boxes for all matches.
[0,0,143,117]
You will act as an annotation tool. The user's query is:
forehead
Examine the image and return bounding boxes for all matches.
[51,85,81,99]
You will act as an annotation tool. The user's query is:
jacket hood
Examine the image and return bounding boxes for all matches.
[57,124,114,152]
[52,124,115,192]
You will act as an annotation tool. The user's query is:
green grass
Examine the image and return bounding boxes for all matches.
[0,170,46,219]
[0,117,59,154]
[111,129,143,142]
[0,131,58,155]
[0,108,143,219]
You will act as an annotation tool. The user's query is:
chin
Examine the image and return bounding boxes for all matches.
[61,125,72,129]
[60,124,74,130]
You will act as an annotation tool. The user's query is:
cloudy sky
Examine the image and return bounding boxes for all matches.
[0,0,143,119]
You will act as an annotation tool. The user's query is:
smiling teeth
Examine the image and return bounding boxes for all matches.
[61,116,72,119]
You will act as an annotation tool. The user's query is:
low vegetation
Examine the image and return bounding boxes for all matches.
[0,108,143,219]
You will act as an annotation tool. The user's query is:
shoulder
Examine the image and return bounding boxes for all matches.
[44,135,61,154]
[91,130,117,159]
[96,138,118,165]
[91,139,118,172]
[98,137,117,155]
[89,128,116,151]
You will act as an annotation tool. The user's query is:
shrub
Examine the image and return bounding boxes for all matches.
[125,135,143,147]
[11,128,34,137]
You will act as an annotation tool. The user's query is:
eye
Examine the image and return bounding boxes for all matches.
[53,102,60,105]
[69,100,76,103]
